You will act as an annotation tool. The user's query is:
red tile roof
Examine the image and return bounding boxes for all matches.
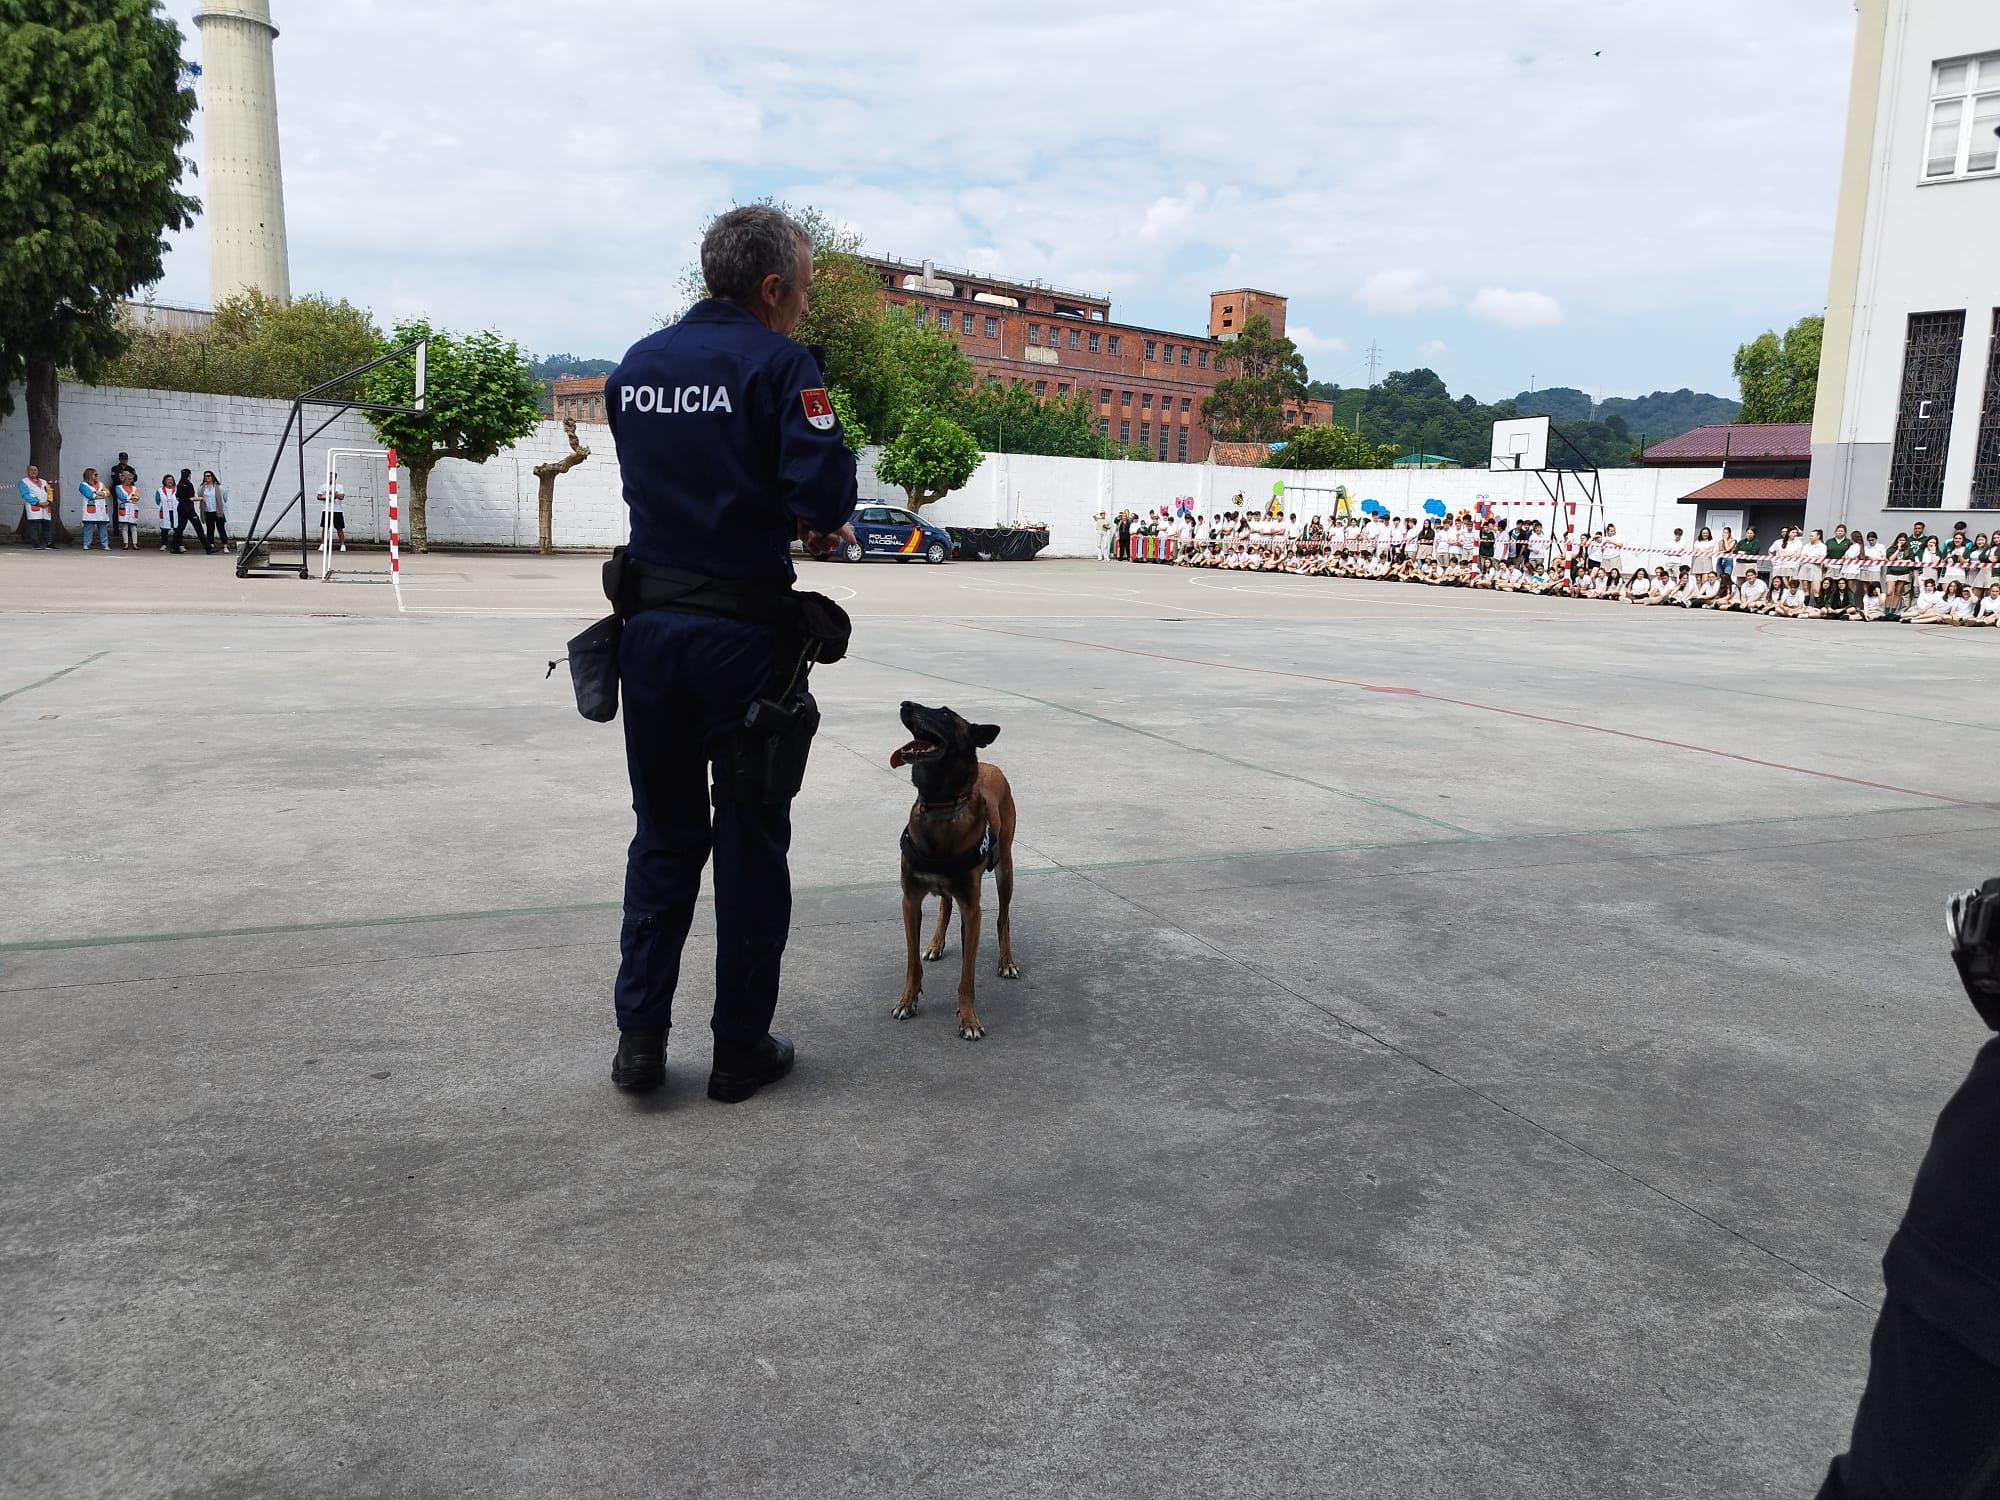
[1642,423,1812,464]
[1678,477,1810,503]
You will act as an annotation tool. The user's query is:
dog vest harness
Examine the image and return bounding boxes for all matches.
[900,822,997,877]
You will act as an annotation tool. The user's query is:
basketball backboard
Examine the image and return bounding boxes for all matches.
[1489,415,1551,472]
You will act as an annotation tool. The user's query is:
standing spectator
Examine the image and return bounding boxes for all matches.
[1114,508,1132,561]
[1093,511,1112,561]
[173,468,210,554]
[18,463,53,549]
[1735,526,1764,581]
[108,451,137,494]
[1716,525,1737,578]
[76,468,112,550]
[1692,526,1718,577]
[198,470,232,552]
[1884,531,1915,613]
[1601,523,1622,574]
[153,473,176,549]
[115,474,140,549]
[1800,528,1829,598]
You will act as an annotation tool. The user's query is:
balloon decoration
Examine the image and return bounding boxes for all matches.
[1423,498,1448,517]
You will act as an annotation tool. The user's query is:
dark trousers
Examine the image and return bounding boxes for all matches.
[1818,1294,2000,1498]
[206,511,229,547]
[27,518,51,548]
[614,609,792,1053]
[172,502,209,552]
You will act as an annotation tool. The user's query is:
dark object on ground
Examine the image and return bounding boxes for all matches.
[611,1028,666,1092]
[947,526,1049,561]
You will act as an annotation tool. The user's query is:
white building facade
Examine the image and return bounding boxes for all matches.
[1808,0,2000,537]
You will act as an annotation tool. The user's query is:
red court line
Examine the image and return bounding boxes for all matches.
[956,623,1996,812]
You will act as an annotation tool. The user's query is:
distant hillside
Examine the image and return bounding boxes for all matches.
[531,353,616,415]
[1510,386,1740,443]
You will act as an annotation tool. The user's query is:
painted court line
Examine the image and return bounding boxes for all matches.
[0,651,109,707]
[956,623,1997,813]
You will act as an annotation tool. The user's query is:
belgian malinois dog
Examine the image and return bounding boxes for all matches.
[889,701,1019,1039]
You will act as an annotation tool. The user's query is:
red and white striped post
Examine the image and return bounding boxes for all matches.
[386,448,405,610]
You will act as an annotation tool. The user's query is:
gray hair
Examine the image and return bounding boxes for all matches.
[701,205,810,303]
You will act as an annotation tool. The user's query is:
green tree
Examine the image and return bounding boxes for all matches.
[360,319,542,552]
[873,407,983,510]
[1733,314,1823,423]
[1,0,198,540]
[1262,423,1398,470]
[1202,315,1309,442]
[100,290,383,399]
[956,380,1109,458]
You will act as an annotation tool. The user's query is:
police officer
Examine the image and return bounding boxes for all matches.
[601,204,858,1102]
[1818,877,2000,1497]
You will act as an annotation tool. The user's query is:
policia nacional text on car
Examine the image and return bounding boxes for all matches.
[586,205,858,1103]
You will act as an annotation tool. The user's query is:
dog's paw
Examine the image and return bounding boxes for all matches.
[957,1019,985,1040]
[922,946,946,963]
[891,999,920,1020]
[998,959,1020,979]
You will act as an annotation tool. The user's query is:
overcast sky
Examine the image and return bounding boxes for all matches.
[152,1,1856,404]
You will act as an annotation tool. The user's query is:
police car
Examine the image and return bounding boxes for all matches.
[840,503,953,564]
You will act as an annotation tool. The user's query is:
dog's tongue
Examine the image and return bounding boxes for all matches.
[890,739,933,769]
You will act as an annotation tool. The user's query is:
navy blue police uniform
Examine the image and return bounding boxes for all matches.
[603,297,857,1054]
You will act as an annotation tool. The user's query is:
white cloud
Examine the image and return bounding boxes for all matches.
[1356,269,1453,315]
[1418,339,1449,357]
[1288,325,1347,354]
[1468,288,1565,329]
[145,0,1853,396]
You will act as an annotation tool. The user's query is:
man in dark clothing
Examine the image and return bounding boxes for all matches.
[1819,879,2000,1497]
[600,204,858,1103]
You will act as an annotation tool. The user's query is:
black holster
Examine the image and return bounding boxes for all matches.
[713,688,820,805]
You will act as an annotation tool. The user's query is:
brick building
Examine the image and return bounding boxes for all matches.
[865,257,1330,463]
[548,260,1332,464]
[552,376,609,425]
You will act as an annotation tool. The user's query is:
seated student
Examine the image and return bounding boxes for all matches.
[1978,586,2000,626]
[1672,568,1699,606]
[1624,569,1653,603]
[1586,569,1609,599]
[1693,571,1723,607]
[1854,582,1886,621]
[1902,577,1948,621]
[1945,584,1978,625]
[1639,566,1674,605]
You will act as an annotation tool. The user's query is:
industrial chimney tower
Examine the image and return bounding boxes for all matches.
[192,1,291,304]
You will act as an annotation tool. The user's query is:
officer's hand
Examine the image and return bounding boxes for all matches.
[801,523,856,558]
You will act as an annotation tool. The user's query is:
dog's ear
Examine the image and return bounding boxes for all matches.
[968,722,1001,748]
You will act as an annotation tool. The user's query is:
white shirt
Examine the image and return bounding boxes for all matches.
[1948,596,1975,620]
[1629,576,1651,598]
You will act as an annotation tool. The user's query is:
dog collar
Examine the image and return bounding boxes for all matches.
[916,793,972,822]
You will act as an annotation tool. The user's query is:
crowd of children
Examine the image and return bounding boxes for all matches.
[1147,507,2000,627]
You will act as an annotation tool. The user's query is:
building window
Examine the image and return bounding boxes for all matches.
[1888,310,1967,507]
[1028,324,1041,345]
[1157,428,1169,458]
[1088,331,1101,353]
[1163,343,1175,363]
[1120,420,1131,445]
[982,316,997,338]
[1121,390,1132,407]
[1926,55,2000,181]
[1144,340,1157,361]
[1973,310,2000,507]
[1035,381,1047,396]
[962,311,975,334]
[1056,382,1069,396]
[1177,429,1189,461]
[1180,397,1191,414]
[1139,423,1150,447]
[1141,393,1153,410]
[1180,348,1191,366]
[1107,335,1121,354]
[1099,387,1112,404]
[1197,350,1209,369]
[1100,420,1109,436]
[1069,328,1080,349]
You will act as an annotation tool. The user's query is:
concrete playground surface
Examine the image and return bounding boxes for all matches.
[4,547,1997,1497]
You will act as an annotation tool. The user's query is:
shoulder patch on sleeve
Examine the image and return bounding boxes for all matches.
[800,387,835,430]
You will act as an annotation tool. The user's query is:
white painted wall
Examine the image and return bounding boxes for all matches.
[5,383,1716,555]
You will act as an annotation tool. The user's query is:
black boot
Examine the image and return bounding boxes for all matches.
[611,1027,667,1092]
[707,1032,794,1104]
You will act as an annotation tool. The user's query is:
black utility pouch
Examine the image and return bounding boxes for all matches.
[791,591,852,665]
[713,690,821,805]
[561,613,624,723]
